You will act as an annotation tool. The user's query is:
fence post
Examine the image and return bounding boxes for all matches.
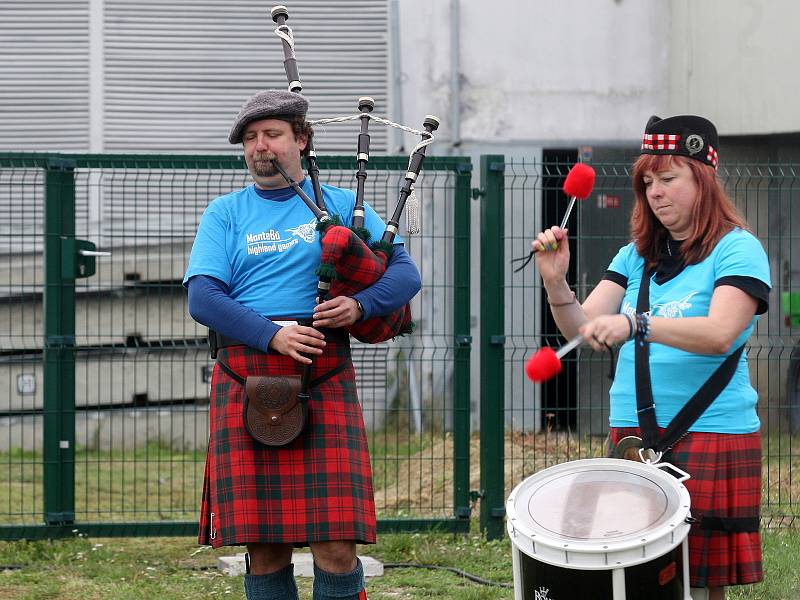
[452,158,473,520]
[479,155,505,539]
[43,158,77,525]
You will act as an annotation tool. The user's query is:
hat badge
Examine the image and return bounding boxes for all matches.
[685,134,704,155]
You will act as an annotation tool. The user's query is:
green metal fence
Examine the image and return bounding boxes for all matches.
[0,152,473,539]
[478,156,800,539]
[3,152,799,543]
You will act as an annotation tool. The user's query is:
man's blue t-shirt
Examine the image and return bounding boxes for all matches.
[183,178,400,319]
[607,229,771,434]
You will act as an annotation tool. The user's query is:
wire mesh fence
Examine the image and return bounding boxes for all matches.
[0,153,472,536]
[497,158,799,528]
[2,153,798,539]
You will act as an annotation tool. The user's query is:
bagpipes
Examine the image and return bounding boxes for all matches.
[270,4,439,344]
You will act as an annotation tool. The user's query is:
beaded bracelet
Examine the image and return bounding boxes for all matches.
[635,312,652,340]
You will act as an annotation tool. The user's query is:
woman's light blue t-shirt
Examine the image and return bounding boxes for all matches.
[607,229,771,434]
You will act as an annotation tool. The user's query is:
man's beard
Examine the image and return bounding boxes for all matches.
[251,156,277,177]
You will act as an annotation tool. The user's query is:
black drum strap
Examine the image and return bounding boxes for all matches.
[634,269,659,449]
[699,515,760,533]
[634,268,745,453]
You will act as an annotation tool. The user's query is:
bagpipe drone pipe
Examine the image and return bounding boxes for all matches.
[270,4,439,344]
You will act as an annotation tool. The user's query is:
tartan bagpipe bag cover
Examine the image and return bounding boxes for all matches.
[317,224,412,343]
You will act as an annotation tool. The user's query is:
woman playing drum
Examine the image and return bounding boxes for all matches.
[531,114,770,600]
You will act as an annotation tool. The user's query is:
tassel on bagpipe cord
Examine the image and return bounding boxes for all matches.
[381,116,440,245]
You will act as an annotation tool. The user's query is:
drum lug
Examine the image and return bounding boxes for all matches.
[639,447,663,464]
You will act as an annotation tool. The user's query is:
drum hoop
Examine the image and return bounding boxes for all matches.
[507,521,692,571]
[506,458,691,554]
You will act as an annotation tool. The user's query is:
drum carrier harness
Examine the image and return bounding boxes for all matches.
[620,267,759,534]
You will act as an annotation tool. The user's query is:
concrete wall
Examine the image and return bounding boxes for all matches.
[669,1,800,135]
[398,0,671,152]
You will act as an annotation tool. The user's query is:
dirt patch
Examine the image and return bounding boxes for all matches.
[373,431,606,516]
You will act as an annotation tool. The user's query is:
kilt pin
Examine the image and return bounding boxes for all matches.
[610,427,763,588]
[199,335,377,547]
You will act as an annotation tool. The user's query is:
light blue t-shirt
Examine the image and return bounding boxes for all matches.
[183,178,399,319]
[607,229,771,434]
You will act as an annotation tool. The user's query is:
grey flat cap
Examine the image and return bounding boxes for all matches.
[228,90,309,144]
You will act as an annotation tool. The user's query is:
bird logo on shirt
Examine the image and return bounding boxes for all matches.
[652,291,699,319]
[285,218,318,244]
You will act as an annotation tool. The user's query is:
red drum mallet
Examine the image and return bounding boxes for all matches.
[512,163,596,271]
[525,334,583,382]
[556,162,595,233]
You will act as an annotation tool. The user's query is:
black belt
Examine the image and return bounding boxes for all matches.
[208,324,348,359]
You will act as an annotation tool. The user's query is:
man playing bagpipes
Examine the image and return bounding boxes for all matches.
[183,90,421,600]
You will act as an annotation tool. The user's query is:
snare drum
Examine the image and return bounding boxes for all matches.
[507,458,692,600]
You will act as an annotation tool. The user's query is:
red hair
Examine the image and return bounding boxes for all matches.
[630,155,748,269]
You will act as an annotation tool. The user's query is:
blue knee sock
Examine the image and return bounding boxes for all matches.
[244,563,298,600]
[312,558,366,600]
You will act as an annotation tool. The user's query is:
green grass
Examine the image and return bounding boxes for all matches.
[1,434,799,597]
[0,528,798,599]
[0,443,205,525]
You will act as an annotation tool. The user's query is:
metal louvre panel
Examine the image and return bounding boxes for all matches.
[0,2,90,150]
[105,0,390,153]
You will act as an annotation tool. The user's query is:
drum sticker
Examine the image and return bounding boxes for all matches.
[658,561,677,586]
[533,587,552,600]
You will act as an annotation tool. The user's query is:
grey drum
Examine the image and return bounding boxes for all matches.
[506,458,693,600]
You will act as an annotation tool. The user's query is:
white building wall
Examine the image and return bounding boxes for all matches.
[3,1,797,152]
[668,0,800,135]
[397,0,672,152]
[395,0,800,153]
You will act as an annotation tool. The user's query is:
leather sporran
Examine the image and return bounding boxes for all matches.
[243,375,307,447]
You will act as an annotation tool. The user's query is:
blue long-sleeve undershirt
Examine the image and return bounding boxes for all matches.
[187,245,421,351]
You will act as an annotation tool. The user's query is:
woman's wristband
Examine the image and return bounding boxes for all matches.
[623,312,635,340]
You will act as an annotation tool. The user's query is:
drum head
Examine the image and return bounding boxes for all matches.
[507,458,691,553]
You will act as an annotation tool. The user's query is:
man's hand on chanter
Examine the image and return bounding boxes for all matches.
[269,325,326,364]
[313,296,362,329]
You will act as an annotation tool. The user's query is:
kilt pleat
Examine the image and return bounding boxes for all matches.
[199,336,376,548]
[610,427,763,588]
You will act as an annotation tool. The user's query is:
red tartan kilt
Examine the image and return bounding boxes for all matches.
[199,339,376,547]
[321,224,411,344]
[609,427,763,588]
